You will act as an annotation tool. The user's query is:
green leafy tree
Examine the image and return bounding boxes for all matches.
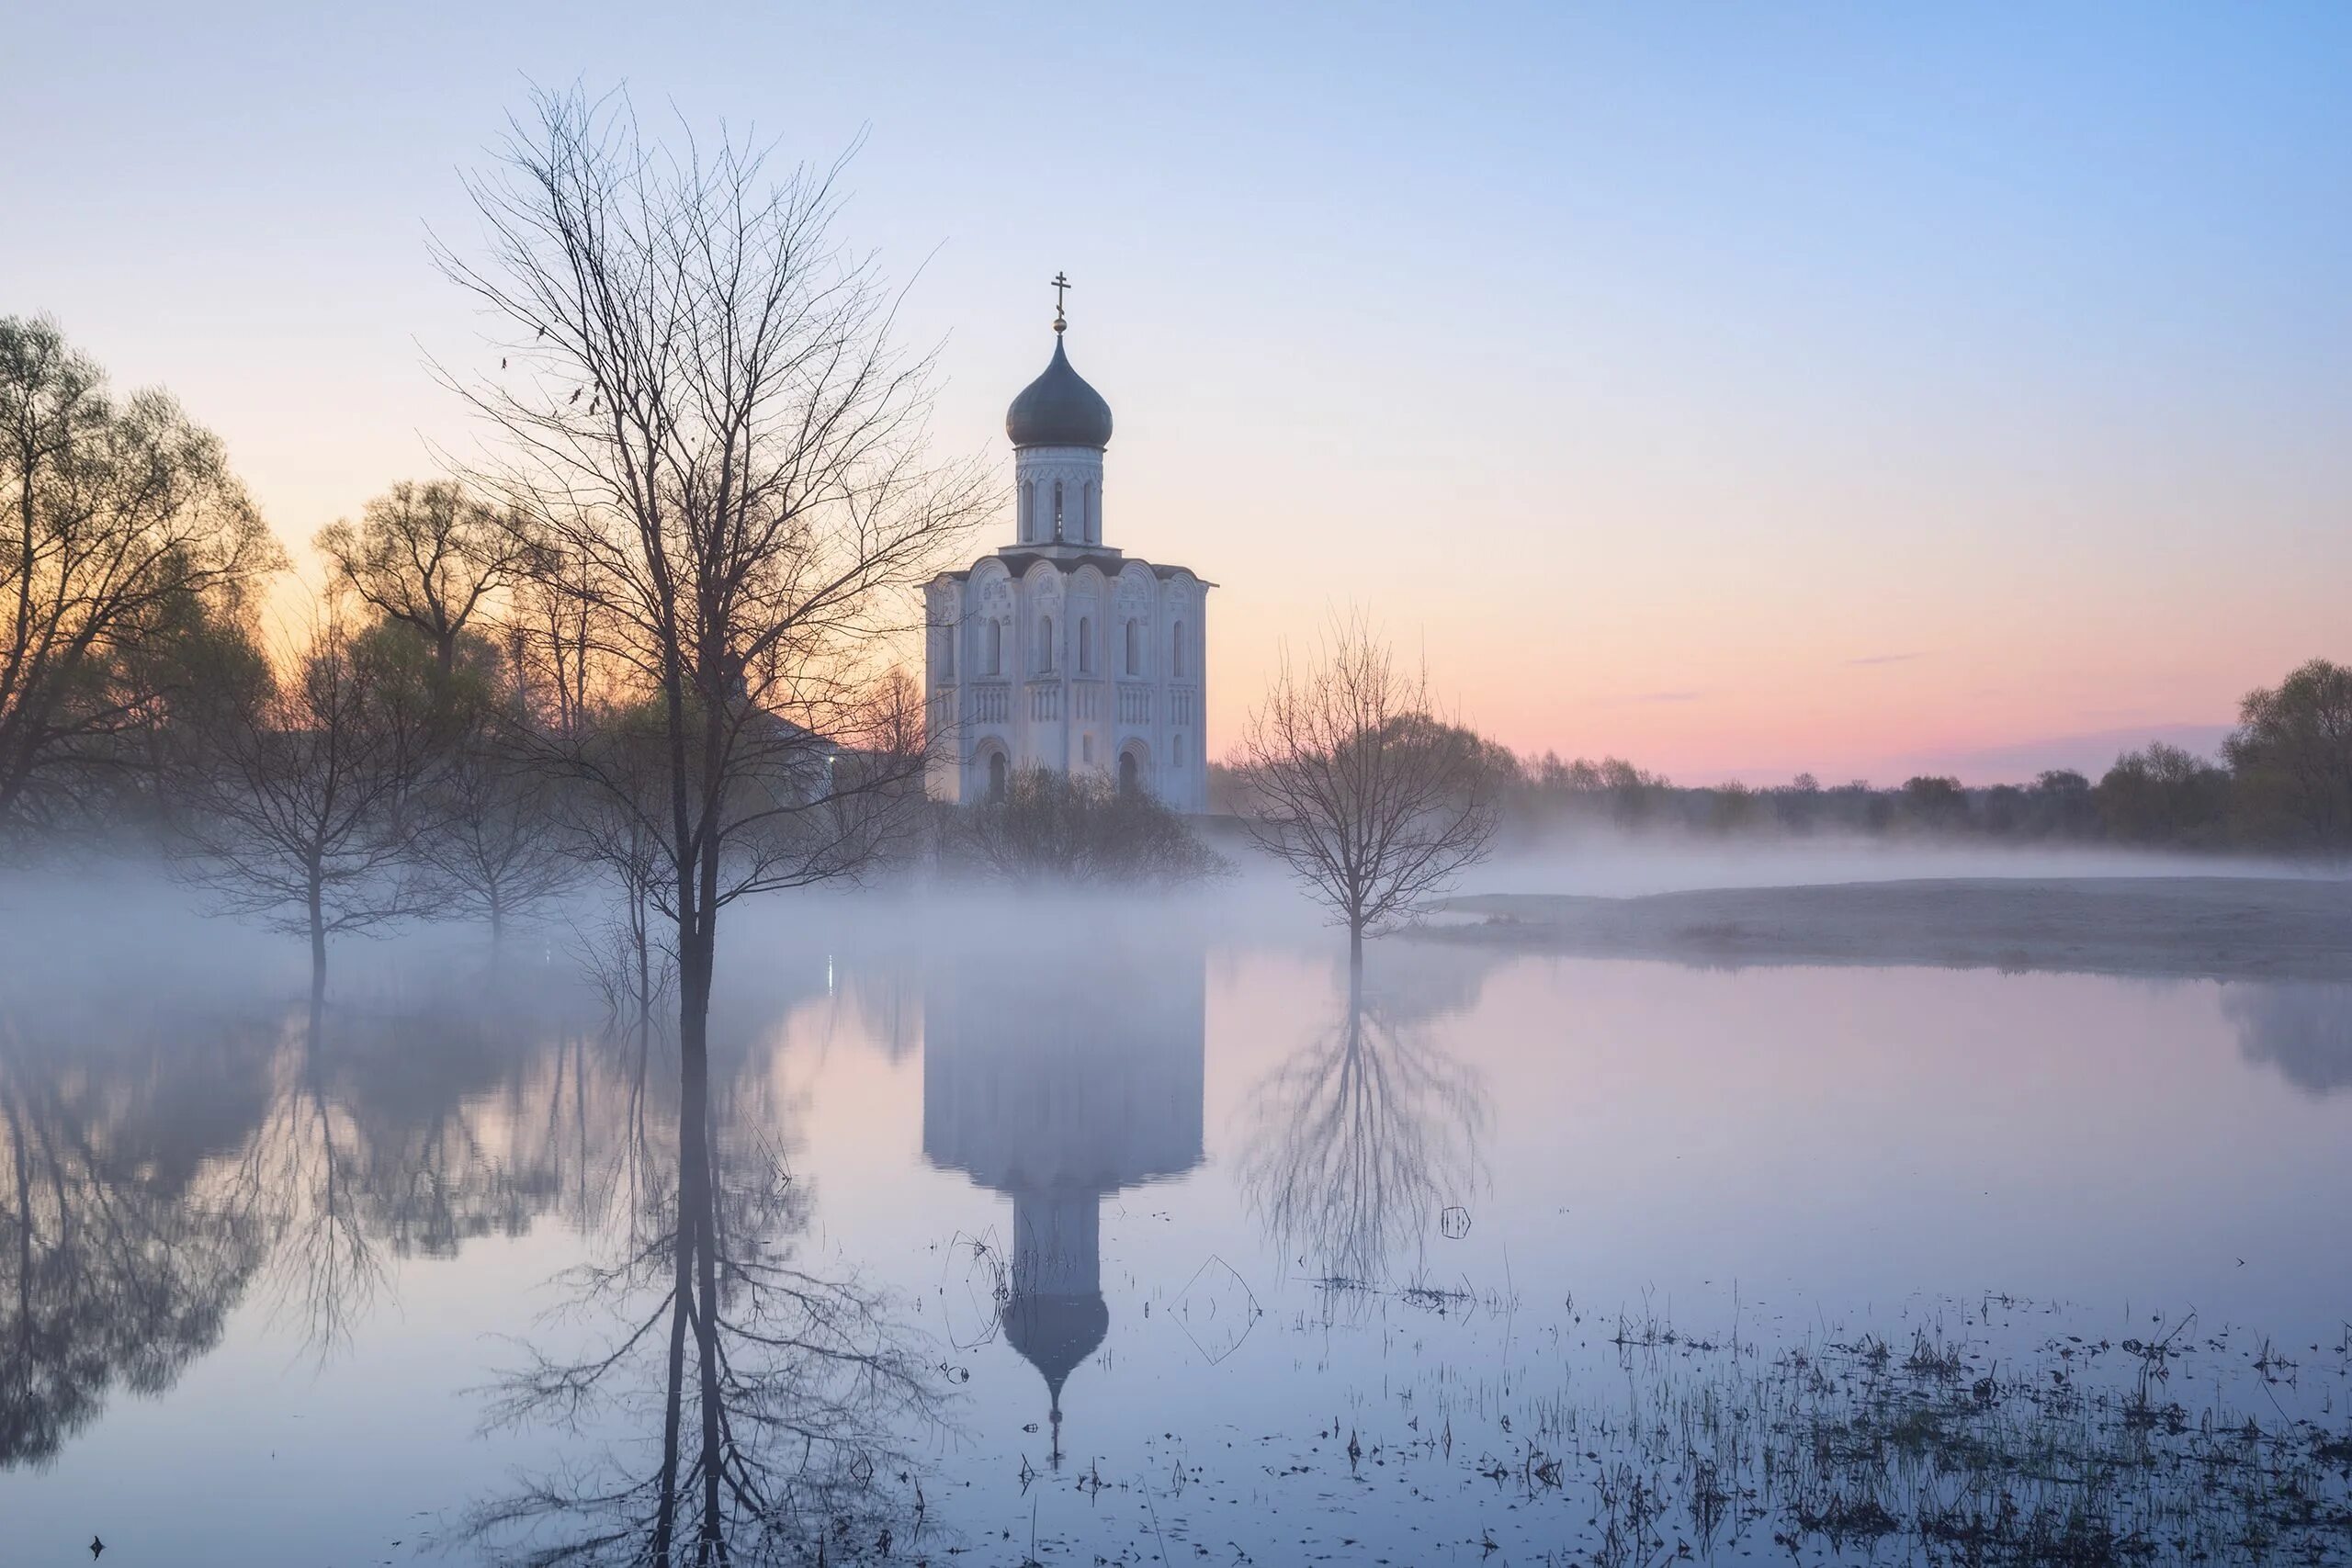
[0,316,280,830]
[2224,659,2352,857]
[1900,774,1970,831]
[313,480,526,675]
[2095,741,2231,846]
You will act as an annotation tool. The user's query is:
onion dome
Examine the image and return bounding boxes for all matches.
[1005,337,1114,450]
[1003,1288,1109,1461]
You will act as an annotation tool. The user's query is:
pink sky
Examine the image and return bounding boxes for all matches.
[10,5,2346,788]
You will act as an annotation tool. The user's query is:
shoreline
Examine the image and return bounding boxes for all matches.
[1423,874,2352,982]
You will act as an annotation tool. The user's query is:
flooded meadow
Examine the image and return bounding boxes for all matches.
[4,884,2349,1565]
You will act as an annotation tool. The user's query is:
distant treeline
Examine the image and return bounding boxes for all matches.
[1215,659,2352,859]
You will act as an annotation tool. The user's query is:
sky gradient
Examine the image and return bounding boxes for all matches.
[7,2,2347,784]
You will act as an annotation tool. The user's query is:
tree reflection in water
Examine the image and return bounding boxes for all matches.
[462,1018,940,1567]
[0,998,274,1467]
[1240,961,1491,1296]
[2223,980,2352,1097]
[0,972,669,1468]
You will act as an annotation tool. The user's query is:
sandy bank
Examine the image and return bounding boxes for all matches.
[1427,875,2352,981]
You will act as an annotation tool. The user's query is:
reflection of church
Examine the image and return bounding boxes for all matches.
[921,937,1204,1456]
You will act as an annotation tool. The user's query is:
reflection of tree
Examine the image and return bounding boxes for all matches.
[234,985,656,1355]
[2223,982,2352,1096]
[1240,983,1490,1290]
[0,1010,272,1468]
[230,998,390,1356]
[466,1036,939,1566]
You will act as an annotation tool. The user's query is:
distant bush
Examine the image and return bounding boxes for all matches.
[947,766,1224,887]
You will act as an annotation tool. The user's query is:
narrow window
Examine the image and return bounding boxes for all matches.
[1039,614,1054,672]
[986,619,1001,676]
[1172,619,1186,678]
[1084,480,1098,543]
[1079,616,1091,673]
[1020,481,1034,538]
[1125,618,1140,675]
[1174,732,1187,766]
[1052,479,1064,542]
[1082,735,1094,764]
[941,621,956,678]
[987,750,1007,803]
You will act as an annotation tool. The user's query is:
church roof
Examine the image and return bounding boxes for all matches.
[933,553,1214,587]
[1006,336,1114,450]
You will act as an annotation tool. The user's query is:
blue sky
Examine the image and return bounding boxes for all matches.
[7,2,2348,781]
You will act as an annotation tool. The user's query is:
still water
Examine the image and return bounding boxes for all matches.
[5,897,2349,1564]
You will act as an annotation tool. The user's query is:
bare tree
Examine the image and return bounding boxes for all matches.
[313,479,526,675]
[0,316,280,830]
[1234,617,1499,964]
[411,715,579,943]
[507,534,608,736]
[435,88,982,1558]
[172,604,437,990]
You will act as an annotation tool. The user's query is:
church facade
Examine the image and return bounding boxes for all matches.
[926,295,1211,810]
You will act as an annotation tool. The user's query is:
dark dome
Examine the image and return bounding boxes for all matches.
[1002,1290,1109,1402]
[1005,337,1114,450]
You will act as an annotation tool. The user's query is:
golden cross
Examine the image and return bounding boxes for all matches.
[1050,270,1071,333]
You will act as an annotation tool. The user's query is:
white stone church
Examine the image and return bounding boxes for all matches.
[926,294,1211,810]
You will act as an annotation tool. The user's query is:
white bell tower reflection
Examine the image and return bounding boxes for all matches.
[921,933,1204,1461]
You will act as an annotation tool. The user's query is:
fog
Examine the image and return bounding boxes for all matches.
[1446,821,2335,897]
[2,819,2337,1004]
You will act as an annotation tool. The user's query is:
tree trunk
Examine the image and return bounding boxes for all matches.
[308,873,328,999]
[672,908,726,1558]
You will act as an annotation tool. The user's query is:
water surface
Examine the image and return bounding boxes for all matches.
[5,903,2348,1562]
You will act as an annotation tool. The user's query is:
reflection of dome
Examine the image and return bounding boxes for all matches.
[1002,1292,1110,1416]
[1005,337,1114,450]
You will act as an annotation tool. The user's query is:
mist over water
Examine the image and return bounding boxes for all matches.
[4,852,2349,1563]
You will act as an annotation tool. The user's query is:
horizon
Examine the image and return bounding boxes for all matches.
[8,1,2346,785]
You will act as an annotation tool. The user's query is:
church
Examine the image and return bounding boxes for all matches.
[926,281,1212,810]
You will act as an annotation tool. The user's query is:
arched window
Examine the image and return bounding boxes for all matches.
[1019,481,1034,538]
[1172,620,1186,677]
[940,621,956,678]
[1173,732,1187,766]
[1052,479,1064,541]
[985,619,1002,676]
[1125,618,1140,676]
[1078,616,1092,674]
[1038,615,1054,672]
[986,750,1008,804]
[1084,480,1098,543]
[1118,749,1140,796]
